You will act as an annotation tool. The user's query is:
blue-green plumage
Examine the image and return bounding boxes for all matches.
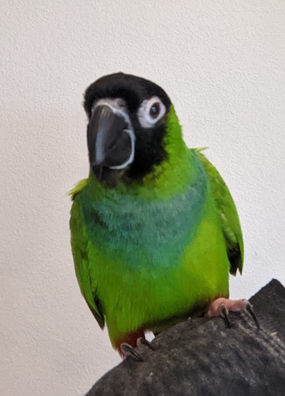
[81,151,207,270]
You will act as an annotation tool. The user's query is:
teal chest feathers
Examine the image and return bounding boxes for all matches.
[82,164,208,269]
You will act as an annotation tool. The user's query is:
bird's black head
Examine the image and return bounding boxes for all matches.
[84,72,172,186]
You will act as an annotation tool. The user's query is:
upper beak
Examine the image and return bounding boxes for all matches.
[87,105,135,181]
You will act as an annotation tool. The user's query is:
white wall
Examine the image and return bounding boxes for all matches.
[1,0,285,394]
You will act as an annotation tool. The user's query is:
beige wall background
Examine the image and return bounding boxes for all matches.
[1,0,285,394]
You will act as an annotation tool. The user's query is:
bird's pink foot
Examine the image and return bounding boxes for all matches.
[207,298,249,317]
[207,298,259,328]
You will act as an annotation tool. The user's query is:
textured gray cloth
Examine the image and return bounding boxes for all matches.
[86,279,285,396]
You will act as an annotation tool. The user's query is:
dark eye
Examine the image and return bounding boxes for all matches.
[149,102,160,119]
[137,97,166,128]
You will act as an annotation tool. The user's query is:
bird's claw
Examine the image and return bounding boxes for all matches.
[120,342,144,362]
[245,301,260,329]
[220,304,232,328]
[207,297,260,329]
[137,337,155,351]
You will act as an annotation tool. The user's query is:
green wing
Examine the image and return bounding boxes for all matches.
[69,180,105,329]
[195,149,244,275]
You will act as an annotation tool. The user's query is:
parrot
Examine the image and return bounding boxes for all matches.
[69,72,253,359]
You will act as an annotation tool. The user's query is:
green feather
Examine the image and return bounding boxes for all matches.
[195,149,244,275]
[70,186,105,329]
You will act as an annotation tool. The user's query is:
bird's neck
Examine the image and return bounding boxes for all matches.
[87,150,196,203]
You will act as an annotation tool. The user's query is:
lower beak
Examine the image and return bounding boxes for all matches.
[87,105,135,181]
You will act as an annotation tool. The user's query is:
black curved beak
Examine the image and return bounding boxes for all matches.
[87,105,134,181]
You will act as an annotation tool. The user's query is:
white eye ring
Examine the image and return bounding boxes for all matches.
[137,97,166,128]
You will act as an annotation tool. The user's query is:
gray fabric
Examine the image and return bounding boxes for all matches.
[86,279,285,396]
